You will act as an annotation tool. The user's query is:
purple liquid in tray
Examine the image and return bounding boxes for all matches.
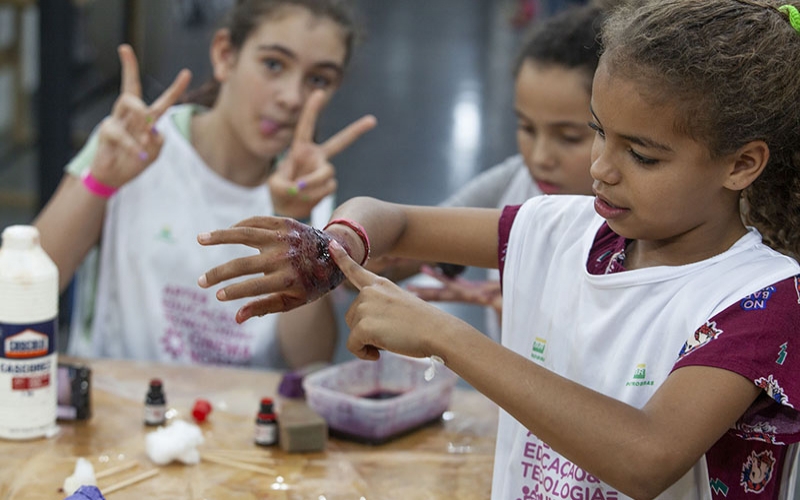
[360,390,404,400]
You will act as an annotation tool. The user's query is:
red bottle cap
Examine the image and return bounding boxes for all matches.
[192,398,212,422]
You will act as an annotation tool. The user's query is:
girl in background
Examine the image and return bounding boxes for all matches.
[406,5,601,340]
[35,0,375,369]
[199,0,800,497]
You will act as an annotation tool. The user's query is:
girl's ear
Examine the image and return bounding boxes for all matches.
[724,140,769,191]
[210,29,236,83]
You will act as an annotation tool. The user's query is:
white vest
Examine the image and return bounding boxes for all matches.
[82,106,332,368]
[485,157,543,341]
[493,195,800,499]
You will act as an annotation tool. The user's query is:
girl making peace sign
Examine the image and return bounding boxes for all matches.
[35,0,375,369]
[199,0,800,496]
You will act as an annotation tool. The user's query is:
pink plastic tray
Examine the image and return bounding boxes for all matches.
[302,352,458,443]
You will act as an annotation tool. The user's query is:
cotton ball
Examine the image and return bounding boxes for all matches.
[62,457,97,496]
[177,447,201,464]
[145,419,204,465]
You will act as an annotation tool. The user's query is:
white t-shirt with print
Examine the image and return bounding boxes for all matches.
[493,195,800,500]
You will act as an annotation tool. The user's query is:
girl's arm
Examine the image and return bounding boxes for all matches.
[330,242,761,499]
[277,295,337,369]
[441,331,758,499]
[35,44,190,292]
[325,196,500,269]
[34,176,108,292]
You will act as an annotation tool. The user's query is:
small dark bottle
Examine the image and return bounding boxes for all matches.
[144,379,167,426]
[254,397,278,446]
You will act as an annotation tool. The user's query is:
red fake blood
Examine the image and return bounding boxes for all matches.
[281,221,347,301]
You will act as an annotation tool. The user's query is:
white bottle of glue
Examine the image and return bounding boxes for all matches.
[0,225,59,439]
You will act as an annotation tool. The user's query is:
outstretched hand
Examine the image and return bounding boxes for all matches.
[269,90,377,219]
[329,240,459,362]
[407,265,503,316]
[198,217,346,323]
[89,44,192,188]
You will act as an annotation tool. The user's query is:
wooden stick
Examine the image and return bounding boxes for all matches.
[203,448,272,456]
[202,454,277,475]
[95,461,139,480]
[202,451,277,465]
[102,469,159,495]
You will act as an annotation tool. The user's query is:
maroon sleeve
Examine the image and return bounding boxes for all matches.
[672,275,800,443]
[498,205,522,291]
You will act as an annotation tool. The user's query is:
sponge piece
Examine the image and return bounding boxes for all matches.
[278,401,327,453]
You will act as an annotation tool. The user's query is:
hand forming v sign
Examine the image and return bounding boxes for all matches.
[268,89,377,219]
[329,240,460,362]
[88,44,192,189]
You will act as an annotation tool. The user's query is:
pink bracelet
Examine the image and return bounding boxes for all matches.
[81,170,118,199]
[324,218,370,266]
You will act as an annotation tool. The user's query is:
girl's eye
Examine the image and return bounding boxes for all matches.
[629,149,659,165]
[308,74,333,89]
[560,133,587,145]
[587,121,605,139]
[517,122,535,136]
[264,58,284,72]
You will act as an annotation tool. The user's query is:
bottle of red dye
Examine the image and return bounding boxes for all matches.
[254,397,278,446]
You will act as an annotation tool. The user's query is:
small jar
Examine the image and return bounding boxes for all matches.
[254,397,278,446]
[144,379,167,426]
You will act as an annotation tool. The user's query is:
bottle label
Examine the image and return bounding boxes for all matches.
[0,318,58,439]
[254,422,278,445]
[144,404,167,425]
[0,320,56,359]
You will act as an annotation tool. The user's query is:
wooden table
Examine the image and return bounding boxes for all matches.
[0,357,498,499]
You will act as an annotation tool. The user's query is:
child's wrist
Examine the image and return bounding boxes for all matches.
[324,218,370,266]
[80,170,118,199]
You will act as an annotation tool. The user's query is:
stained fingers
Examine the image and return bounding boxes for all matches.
[235,293,309,323]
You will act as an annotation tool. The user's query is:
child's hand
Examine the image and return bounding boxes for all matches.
[197,217,345,323]
[329,240,456,362]
[268,90,376,219]
[408,265,503,316]
[89,44,192,189]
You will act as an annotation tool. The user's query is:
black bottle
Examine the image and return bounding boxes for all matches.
[144,379,167,426]
[254,397,278,446]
